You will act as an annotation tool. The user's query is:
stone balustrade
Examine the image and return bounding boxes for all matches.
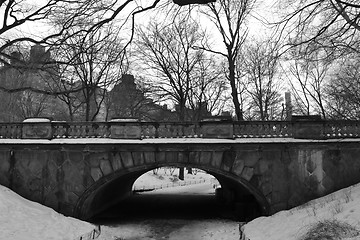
[0,117,360,140]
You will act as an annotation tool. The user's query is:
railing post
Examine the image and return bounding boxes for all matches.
[22,118,53,140]
[110,118,141,139]
[292,115,325,139]
[201,116,234,139]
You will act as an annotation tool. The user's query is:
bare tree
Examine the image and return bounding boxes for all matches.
[199,0,256,120]
[325,55,360,119]
[239,40,283,120]
[0,0,162,97]
[284,46,333,119]
[187,55,230,120]
[136,16,214,121]
[276,0,360,56]
[50,24,126,121]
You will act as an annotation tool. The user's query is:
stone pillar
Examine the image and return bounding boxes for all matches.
[110,119,141,139]
[285,92,292,120]
[22,118,53,139]
[292,115,324,139]
[201,117,234,139]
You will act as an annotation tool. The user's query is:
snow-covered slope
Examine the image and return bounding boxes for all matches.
[0,185,98,240]
[242,183,360,240]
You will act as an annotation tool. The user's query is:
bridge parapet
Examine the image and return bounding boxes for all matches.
[0,118,360,140]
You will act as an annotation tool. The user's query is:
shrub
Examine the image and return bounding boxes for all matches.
[301,219,359,240]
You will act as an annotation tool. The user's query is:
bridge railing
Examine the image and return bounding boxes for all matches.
[140,122,201,138]
[233,121,293,138]
[0,123,22,139]
[1,118,360,140]
[52,122,111,138]
[323,121,360,138]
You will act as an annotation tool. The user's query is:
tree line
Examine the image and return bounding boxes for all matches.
[0,0,359,122]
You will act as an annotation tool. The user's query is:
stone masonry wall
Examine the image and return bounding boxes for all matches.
[0,141,359,219]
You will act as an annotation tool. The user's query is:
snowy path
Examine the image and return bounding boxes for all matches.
[97,219,239,240]
[95,182,241,240]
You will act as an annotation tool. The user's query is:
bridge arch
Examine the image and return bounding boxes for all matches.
[3,139,360,221]
[74,159,270,220]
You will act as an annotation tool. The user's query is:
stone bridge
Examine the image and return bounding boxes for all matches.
[1,118,360,220]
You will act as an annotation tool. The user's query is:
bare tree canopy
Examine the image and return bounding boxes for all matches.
[239,39,283,120]
[199,0,256,120]
[276,0,360,55]
[173,0,216,5]
[136,14,228,121]
[0,0,162,94]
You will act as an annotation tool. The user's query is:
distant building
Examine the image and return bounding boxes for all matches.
[0,44,67,122]
[108,74,214,122]
[107,74,177,121]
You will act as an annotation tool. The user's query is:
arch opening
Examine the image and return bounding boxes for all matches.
[76,164,269,222]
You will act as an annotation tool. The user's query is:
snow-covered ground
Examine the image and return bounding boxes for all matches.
[97,218,239,240]
[97,181,239,240]
[133,167,218,190]
[0,185,98,240]
[242,183,360,240]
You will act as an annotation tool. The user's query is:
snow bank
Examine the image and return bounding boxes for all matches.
[0,185,98,240]
[242,183,360,240]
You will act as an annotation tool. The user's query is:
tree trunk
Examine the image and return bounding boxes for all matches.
[179,167,184,180]
[229,58,243,120]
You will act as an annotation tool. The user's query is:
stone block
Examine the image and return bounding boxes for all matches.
[47,159,58,185]
[90,168,103,182]
[0,151,10,186]
[241,167,254,181]
[22,118,53,139]
[199,152,212,165]
[232,160,245,176]
[66,192,80,206]
[132,152,145,166]
[28,177,42,192]
[110,119,141,139]
[120,152,134,168]
[211,152,223,168]
[100,159,113,176]
[178,152,188,163]
[244,153,260,167]
[270,190,288,204]
[261,182,273,196]
[111,153,123,171]
[189,151,200,164]
[201,123,234,139]
[44,191,59,210]
[156,152,166,163]
[144,152,156,164]
[66,151,84,164]
[255,159,271,175]
[292,116,324,139]
[271,202,288,213]
[221,151,234,172]
[321,174,334,192]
